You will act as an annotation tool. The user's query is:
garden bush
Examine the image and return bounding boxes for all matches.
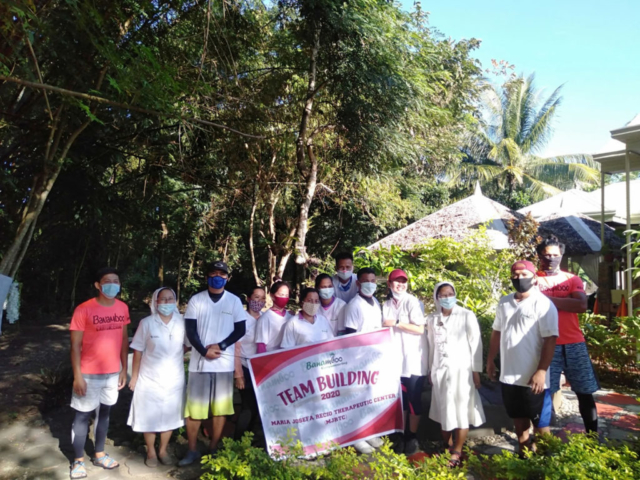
[467,433,640,480]
[352,229,515,318]
[582,313,640,374]
[202,432,640,480]
[201,433,465,480]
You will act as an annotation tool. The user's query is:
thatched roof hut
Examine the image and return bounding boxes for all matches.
[368,184,516,250]
[368,185,624,259]
[537,213,624,256]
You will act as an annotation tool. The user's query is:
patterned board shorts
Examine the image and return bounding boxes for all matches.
[550,342,600,395]
[184,371,234,420]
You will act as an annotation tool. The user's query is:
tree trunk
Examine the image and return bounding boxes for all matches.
[0,68,106,279]
[70,238,90,312]
[248,186,261,286]
[265,189,280,285]
[0,118,89,278]
[176,250,183,305]
[292,23,321,289]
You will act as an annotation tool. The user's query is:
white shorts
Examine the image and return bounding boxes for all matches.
[70,373,119,412]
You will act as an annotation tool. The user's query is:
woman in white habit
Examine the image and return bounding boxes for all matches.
[426,281,485,467]
[128,287,186,467]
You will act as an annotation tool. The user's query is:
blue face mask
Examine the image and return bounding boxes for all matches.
[101,283,120,299]
[157,303,176,316]
[208,276,227,289]
[439,297,457,310]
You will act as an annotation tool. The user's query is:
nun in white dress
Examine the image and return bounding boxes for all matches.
[426,281,485,466]
[128,287,186,467]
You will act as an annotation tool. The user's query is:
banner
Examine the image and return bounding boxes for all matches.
[248,329,403,456]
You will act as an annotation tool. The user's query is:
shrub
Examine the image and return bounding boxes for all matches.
[582,313,640,374]
[201,433,466,480]
[203,433,640,480]
[467,433,640,480]
[353,229,515,318]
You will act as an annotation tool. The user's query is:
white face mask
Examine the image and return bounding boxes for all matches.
[302,302,320,316]
[337,269,353,281]
[391,290,406,300]
[318,287,334,300]
[360,282,377,297]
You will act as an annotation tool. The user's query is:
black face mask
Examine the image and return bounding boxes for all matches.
[540,255,562,274]
[512,277,535,293]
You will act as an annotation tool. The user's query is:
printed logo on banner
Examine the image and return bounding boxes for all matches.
[247,329,404,457]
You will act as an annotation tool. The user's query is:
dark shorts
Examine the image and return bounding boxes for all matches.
[550,342,600,394]
[501,383,552,428]
[401,375,426,415]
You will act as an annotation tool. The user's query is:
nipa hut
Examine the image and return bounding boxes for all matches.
[368,183,516,250]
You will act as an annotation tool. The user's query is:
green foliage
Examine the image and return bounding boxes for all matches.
[353,229,515,317]
[1,0,482,312]
[625,229,640,304]
[582,313,640,374]
[468,433,640,480]
[201,433,466,480]
[204,432,640,480]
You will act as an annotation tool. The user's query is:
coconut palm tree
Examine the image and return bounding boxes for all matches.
[450,74,599,199]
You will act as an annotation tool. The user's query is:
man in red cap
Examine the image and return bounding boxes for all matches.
[486,260,558,456]
[382,269,426,455]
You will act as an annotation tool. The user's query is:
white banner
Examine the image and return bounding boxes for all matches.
[248,329,403,456]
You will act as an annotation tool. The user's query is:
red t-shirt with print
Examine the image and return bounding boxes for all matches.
[70,298,131,374]
[537,271,585,345]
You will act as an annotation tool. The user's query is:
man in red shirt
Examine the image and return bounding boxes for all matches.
[69,267,130,478]
[536,236,599,434]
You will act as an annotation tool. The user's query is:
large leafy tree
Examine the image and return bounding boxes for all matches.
[451,74,600,200]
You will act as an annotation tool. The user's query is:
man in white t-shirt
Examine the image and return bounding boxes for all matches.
[179,261,247,466]
[486,260,558,457]
[343,267,384,454]
[332,252,359,303]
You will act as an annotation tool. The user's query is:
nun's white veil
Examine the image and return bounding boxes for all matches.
[150,287,178,315]
[433,281,456,314]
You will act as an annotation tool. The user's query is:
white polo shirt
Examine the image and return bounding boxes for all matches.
[321,297,347,335]
[255,308,293,352]
[383,294,427,377]
[492,289,559,388]
[281,313,335,349]
[344,294,382,333]
[332,273,359,303]
[238,311,259,368]
[184,290,246,373]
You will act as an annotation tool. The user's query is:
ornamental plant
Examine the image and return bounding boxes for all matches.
[353,228,516,318]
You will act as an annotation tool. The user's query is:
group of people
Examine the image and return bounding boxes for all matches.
[67,235,600,478]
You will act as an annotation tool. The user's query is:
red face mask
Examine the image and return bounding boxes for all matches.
[273,296,289,309]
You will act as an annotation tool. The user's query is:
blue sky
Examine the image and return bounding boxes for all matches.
[399,0,640,157]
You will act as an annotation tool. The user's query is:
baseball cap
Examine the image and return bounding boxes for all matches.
[207,260,230,275]
[388,269,408,282]
[511,260,536,274]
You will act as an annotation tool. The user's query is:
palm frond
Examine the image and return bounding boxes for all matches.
[526,155,600,189]
[522,172,563,199]
[520,84,563,154]
[498,137,523,167]
[446,162,504,187]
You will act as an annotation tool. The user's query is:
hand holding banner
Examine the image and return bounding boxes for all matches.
[248,329,403,457]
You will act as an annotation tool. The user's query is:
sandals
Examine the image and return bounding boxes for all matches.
[448,450,462,468]
[92,453,119,470]
[70,461,87,479]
